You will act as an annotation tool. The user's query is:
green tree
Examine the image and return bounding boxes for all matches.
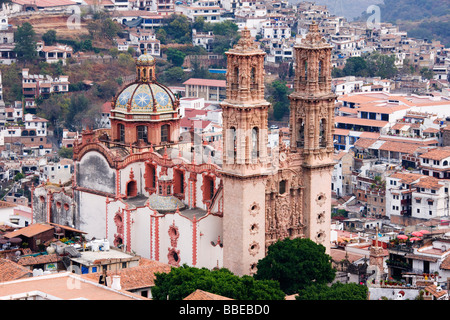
[268,80,291,121]
[1,63,22,103]
[109,47,119,59]
[420,67,434,80]
[42,29,57,45]
[14,172,25,181]
[166,48,186,67]
[37,93,70,126]
[254,238,336,294]
[14,22,38,64]
[151,265,285,300]
[365,52,398,79]
[296,282,368,300]
[159,66,187,84]
[58,147,73,159]
[342,56,367,77]
[159,14,191,44]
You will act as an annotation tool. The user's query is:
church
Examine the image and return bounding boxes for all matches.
[31,22,336,276]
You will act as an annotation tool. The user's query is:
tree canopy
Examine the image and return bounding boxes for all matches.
[151,265,285,300]
[254,238,336,294]
[268,80,292,121]
[332,52,398,79]
[14,22,38,64]
[296,282,368,300]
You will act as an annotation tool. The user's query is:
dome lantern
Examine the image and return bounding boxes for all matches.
[136,50,156,83]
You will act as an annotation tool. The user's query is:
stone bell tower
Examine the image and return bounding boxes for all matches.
[221,28,271,276]
[289,21,336,253]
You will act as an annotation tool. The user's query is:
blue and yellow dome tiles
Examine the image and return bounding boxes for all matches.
[115,82,176,113]
[112,51,178,114]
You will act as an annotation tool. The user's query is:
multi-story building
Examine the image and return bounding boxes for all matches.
[176,0,223,23]
[419,148,450,179]
[22,69,69,111]
[0,15,16,65]
[129,30,160,56]
[386,171,450,226]
[183,78,226,103]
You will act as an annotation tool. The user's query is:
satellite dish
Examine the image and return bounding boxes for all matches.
[15,250,21,256]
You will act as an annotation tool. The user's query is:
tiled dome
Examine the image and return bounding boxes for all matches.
[146,193,186,213]
[114,82,176,113]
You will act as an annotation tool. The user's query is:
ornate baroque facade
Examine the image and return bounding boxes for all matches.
[32,23,335,276]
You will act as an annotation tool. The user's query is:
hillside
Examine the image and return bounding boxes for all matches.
[355,0,450,47]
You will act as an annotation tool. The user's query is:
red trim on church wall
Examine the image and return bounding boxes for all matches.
[126,209,131,252]
[192,215,197,266]
[154,216,160,261]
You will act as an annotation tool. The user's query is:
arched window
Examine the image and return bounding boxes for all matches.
[161,124,169,143]
[250,67,257,90]
[127,180,137,198]
[319,118,327,148]
[145,163,156,189]
[279,180,286,195]
[203,175,215,202]
[297,119,305,148]
[173,169,184,194]
[228,126,237,162]
[118,124,125,142]
[232,67,239,90]
[304,60,308,80]
[252,127,259,159]
[137,125,148,143]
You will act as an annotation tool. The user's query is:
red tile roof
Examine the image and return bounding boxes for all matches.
[82,258,171,290]
[183,289,233,300]
[335,116,388,128]
[183,78,226,87]
[4,223,54,239]
[0,258,32,282]
[419,148,450,161]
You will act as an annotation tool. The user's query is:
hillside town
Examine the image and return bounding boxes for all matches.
[0,0,449,302]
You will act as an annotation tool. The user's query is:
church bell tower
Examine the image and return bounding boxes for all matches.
[289,22,336,253]
[221,28,270,276]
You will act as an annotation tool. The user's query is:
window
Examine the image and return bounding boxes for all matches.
[252,127,259,159]
[279,180,286,195]
[118,124,125,142]
[319,119,326,148]
[161,124,169,143]
[297,119,304,148]
[173,169,184,194]
[137,125,148,143]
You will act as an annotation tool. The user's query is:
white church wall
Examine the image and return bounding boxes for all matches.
[197,214,223,270]
[78,191,107,240]
[77,151,115,194]
[132,206,153,259]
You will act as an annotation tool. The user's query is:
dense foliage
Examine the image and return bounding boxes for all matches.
[296,282,368,300]
[378,0,449,22]
[332,52,397,79]
[254,238,336,294]
[267,80,292,121]
[14,22,38,64]
[151,265,286,300]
